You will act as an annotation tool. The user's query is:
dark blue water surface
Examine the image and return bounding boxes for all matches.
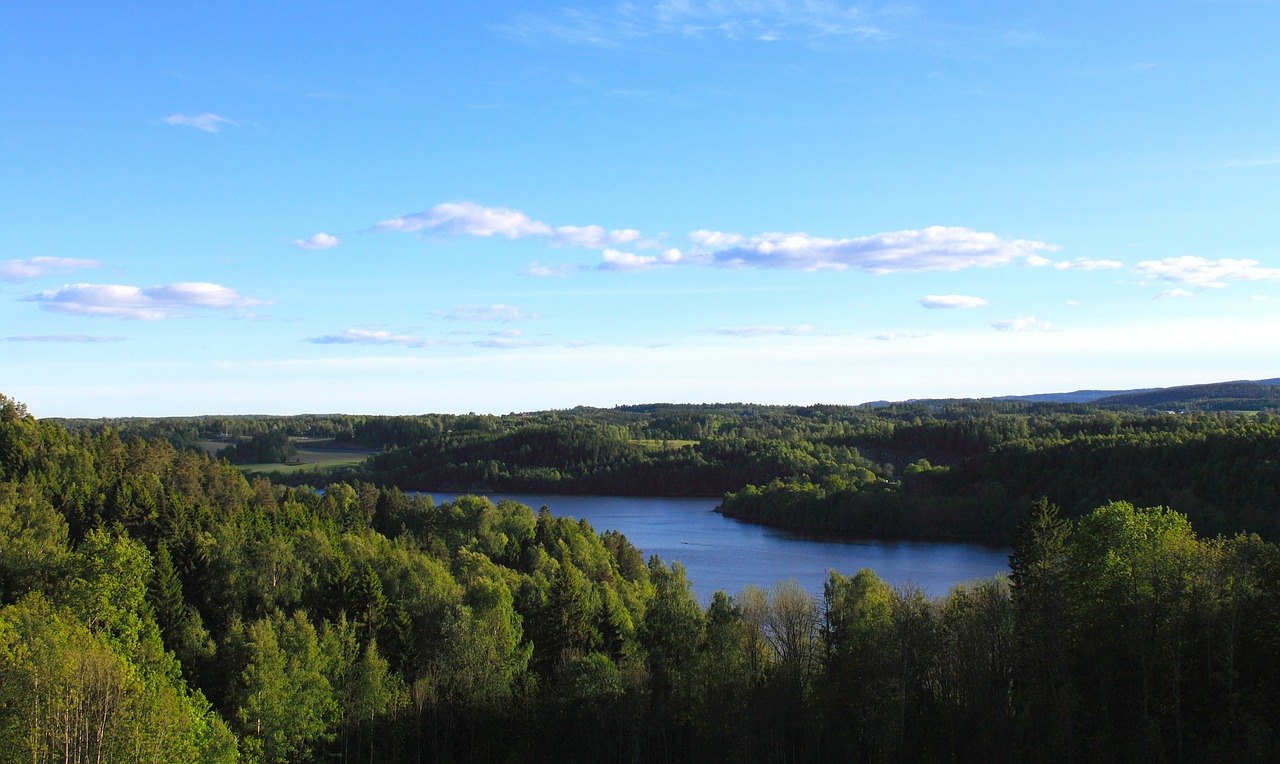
[427,492,1009,601]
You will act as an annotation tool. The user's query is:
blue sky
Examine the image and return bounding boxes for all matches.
[3,0,1279,416]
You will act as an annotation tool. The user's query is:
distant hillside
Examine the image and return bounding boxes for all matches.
[995,388,1159,404]
[989,378,1279,410]
[1094,379,1280,411]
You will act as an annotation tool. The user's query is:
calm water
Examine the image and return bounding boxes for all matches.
[426,492,1010,601]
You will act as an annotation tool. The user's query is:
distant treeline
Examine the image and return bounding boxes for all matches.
[720,413,1280,542]
[218,430,299,465]
[54,396,1280,544]
[3,393,1279,762]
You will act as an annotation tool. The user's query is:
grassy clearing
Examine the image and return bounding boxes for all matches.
[634,438,699,451]
[238,447,372,474]
[196,439,233,456]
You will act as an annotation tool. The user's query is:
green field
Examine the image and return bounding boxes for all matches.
[634,438,699,451]
[238,447,372,474]
[196,439,233,455]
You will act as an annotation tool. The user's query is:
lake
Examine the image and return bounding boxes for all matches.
[425,492,1010,601]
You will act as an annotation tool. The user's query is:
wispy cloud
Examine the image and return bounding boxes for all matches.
[1154,288,1196,300]
[306,327,544,350]
[502,1,898,48]
[710,325,814,337]
[551,225,643,249]
[372,201,640,249]
[26,282,268,320]
[306,328,442,348]
[448,329,526,338]
[4,334,126,343]
[598,248,684,272]
[689,230,744,249]
[434,304,541,322]
[1050,257,1124,271]
[1135,256,1280,287]
[471,337,545,349]
[873,331,928,341]
[373,201,550,238]
[992,316,1052,332]
[919,294,988,309]
[1,257,100,282]
[1205,154,1280,170]
[699,227,1054,273]
[163,113,238,133]
[520,261,584,278]
[445,329,547,349]
[369,201,1062,277]
[291,232,340,250]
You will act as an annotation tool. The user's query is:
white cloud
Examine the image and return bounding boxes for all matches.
[992,316,1053,332]
[711,325,813,337]
[4,334,126,343]
[291,232,340,250]
[1154,288,1196,300]
[873,331,928,341]
[1065,300,1080,306]
[520,261,583,277]
[919,294,988,310]
[371,202,645,255]
[307,328,442,348]
[27,282,268,320]
[306,326,544,350]
[472,337,545,349]
[163,113,237,133]
[597,248,683,272]
[1135,256,1280,286]
[372,201,552,238]
[689,229,744,249]
[369,201,1071,282]
[550,224,642,248]
[1,256,100,282]
[705,227,1054,273]
[435,304,541,322]
[1054,257,1124,271]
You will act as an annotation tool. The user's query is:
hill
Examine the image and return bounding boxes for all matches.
[985,377,1280,410]
[1094,379,1280,411]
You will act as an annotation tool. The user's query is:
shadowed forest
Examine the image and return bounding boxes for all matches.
[4,391,1280,762]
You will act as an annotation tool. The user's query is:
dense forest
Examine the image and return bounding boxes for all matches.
[58,381,1280,544]
[4,391,1280,761]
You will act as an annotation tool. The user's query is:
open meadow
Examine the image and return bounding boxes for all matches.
[199,438,374,474]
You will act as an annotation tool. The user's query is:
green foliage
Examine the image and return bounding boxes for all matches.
[0,595,236,763]
[722,411,1280,543]
[0,480,69,602]
[1095,379,1280,411]
[4,393,1280,761]
[235,611,338,764]
[51,395,1280,545]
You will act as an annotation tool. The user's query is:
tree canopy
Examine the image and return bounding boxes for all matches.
[4,393,1279,761]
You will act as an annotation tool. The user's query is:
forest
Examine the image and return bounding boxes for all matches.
[4,390,1280,762]
[59,381,1280,544]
